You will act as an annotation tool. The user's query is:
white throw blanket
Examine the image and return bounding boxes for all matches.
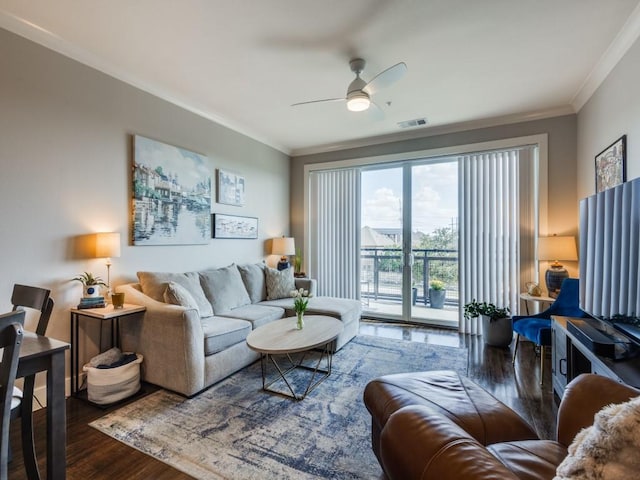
[554,395,640,480]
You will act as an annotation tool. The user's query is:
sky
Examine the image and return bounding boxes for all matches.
[135,135,211,190]
[361,160,458,234]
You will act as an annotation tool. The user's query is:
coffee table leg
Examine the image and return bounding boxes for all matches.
[260,354,266,390]
[260,343,333,401]
[264,353,302,399]
[299,343,333,398]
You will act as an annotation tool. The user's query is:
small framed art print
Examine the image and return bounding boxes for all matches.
[212,213,258,239]
[595,135,626,193]
[217,169,245,206]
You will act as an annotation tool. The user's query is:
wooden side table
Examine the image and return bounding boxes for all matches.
[70,303,145,396]
[519,292,555,315]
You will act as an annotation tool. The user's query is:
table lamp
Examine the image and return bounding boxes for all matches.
[538,235,577,297]
[95,232,121,297]
[272,237,295,271]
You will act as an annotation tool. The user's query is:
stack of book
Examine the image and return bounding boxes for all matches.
[77,296,106,309]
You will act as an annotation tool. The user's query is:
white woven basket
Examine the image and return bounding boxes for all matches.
[82,353,143,405]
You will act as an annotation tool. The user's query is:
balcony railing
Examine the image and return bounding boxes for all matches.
[360,247,459,307]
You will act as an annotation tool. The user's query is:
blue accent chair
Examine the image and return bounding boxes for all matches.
[512,278,587,383]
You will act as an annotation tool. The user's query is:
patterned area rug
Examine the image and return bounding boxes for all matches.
[90,335,468,479]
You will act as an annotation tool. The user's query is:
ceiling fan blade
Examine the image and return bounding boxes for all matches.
[367,101,385,121]
[363,62,407,95]
[291,97,345,107]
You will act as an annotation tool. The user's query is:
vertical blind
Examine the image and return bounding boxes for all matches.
[459,147,537,334]
[308,169,359,298]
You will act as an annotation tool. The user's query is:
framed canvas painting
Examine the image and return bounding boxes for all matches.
[595,135,626,193]
[133,135,211,245]
[217,169,245,206]
[212,213,258,239]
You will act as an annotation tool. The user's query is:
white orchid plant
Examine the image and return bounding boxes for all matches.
[291,288,312,315]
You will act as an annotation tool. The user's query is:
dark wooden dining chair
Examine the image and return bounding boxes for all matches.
[0,311,24,480]
[11,285,53,336]
[10,285,53,480]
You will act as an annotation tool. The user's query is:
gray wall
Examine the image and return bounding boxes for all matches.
[0,28,290,348]
[577,35,640,199]
[291,115,579,267]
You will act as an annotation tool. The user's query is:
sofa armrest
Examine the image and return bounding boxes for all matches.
[380,406,519,480]
[295,278,317,296]
[116,283,206,396]
[556,373,640,446]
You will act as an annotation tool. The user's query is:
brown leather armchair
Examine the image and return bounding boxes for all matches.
[364,371,639,480]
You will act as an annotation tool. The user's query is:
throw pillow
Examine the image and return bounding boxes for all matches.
[554,395,640,480]
[265,267,295,300]
[199,264,251,315]
[237,262,267,303]
[137,271,213,317]
[163,281,200,314]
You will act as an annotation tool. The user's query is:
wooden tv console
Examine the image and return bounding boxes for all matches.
[551,315,640,399]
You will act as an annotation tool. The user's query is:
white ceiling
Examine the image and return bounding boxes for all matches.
[2,0,640,156]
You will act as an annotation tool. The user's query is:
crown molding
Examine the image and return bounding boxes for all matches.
[290,106,574,157]
[4,5,635,160]
[572,3,640,111]
[0,11,289,155]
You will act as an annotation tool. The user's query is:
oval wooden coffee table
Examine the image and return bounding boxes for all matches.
[246,315,343,400]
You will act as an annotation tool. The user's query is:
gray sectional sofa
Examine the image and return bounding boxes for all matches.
[116,263,361,396]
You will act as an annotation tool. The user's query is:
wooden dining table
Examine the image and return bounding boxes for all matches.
[17,332,69,480]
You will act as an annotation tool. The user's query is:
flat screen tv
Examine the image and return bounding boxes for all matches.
[579,176,640,349]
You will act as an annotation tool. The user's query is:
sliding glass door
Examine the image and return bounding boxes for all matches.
[360,167,404,318]
[410,162,458,325]
[308,139,542,332]
[360,160,458,326]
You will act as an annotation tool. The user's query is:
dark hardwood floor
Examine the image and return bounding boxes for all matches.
[8,320,556,479]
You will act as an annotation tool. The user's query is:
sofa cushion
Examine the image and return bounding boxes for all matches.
[138,271,213,317]
[163,281,200,313]
[237,263,267,303]
[218,304,285,329]
[305,297,360,319]
[199,264,251,315]
[258,298,297,310]
[200,316,252,356]
[265,267,295,300]
[260,296,361,325]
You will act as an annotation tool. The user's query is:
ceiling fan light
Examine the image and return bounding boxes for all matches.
[347,94,370,112]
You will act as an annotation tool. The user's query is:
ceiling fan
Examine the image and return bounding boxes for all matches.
[291,58,407,113]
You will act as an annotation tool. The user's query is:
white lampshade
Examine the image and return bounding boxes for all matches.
[538,235,578,263]
[272,237,295,256]
[95,232,121,259]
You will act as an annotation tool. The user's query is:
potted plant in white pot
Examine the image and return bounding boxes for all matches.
[428,280,446,309]
[463,300,512,347]
[73,271,107,298]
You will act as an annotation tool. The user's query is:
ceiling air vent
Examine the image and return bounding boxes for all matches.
[397,118,428,129]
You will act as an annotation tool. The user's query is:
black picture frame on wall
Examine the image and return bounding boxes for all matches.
[212,213,258,239]
[595,135,626,193]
